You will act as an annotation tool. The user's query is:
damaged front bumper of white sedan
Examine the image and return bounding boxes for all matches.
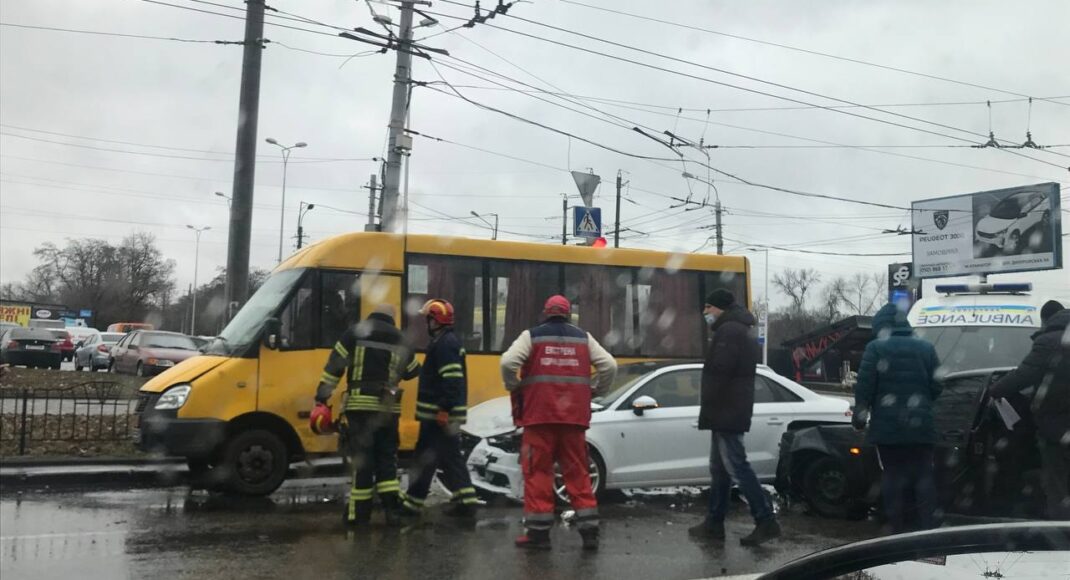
[466,438,525,501]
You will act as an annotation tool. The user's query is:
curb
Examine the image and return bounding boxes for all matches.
[0,456,182,468]
[0,458,349,491]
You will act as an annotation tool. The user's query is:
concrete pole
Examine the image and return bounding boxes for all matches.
[380,2,414,231]
[224,0,265,315]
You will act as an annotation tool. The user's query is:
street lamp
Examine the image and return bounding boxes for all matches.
[187,225,211,335]
[297,201,316,249]
[470,211,499,240]
[265,138,307,262]
[214,191,231,206]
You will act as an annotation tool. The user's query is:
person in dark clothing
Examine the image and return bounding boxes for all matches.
[314,304,421,526]
[853,302,941,534]
[400,298,480,519]
[689,289,781,546]
[989,300,1070,519]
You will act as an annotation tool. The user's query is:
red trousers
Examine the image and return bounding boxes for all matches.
[521,424,598,531]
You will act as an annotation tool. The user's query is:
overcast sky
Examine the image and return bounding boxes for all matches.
[1,0,1068,309]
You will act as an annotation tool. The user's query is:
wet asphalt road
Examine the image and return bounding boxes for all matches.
[0,478,882,580]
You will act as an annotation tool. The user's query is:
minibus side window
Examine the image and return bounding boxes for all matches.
[320,271,360,348]
[279,274,316,350]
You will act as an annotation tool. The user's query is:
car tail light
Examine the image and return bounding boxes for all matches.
[50,342,63,351]
[6,340,18,349]
[849,447,862,456]
[97,344,110,353]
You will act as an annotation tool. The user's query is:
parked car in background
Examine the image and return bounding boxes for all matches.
[74,331,126,372]
[48,329,76,362]
[464,362,852,502]
[107,322,154,333]
[0,327,62,369]
[66,326,100,346]
[110,330,199,376]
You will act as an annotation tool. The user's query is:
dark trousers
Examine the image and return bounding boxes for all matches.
[877,444,937,533]
[403,421,477,509]
[344,411,401,522]
[707,431,774,524]
[1039,436,1070,520]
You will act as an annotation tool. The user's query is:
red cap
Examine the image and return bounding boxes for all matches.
[543,295,572,319]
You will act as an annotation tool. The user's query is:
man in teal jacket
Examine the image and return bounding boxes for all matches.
[853,302,942,533]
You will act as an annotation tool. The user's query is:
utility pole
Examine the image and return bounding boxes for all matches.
[614,170,623,248]
[562,194,568,245]
[224,0,265,318]
[380,1,416,232]
[296,202,315,249]
[365,174,379,231]
[714,200,724,255]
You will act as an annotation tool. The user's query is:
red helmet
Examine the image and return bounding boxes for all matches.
[543,295,572,319]
[309,403,335,435]
[420,298,455,326]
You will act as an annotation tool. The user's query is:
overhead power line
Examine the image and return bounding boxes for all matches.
[558,0,1070,108]
[0,21,246,44]
[426,4,1069,172]
[0,131,377,163]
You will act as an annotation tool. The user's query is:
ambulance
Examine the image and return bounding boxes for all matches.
[907,282,1044,373]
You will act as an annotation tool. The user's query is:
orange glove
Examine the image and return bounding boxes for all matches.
[436,410,450,428]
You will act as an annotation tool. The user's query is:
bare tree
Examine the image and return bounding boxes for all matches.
[832,272,888,316]
[771,268,822,313]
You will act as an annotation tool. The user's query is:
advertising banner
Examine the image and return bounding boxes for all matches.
[911,183,1062,278]
[0,304,32,327]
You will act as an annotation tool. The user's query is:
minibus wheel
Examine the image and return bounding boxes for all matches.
[218,429,289,496]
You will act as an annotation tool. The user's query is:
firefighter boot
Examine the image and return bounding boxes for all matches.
[579,526,599,551]
[515,528,552,551]
[381,493,403,527]
[344,500,372,527]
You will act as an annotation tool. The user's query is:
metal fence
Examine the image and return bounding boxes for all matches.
[0,381,138,455]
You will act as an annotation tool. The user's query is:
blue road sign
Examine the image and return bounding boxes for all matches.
[574,206,601,238]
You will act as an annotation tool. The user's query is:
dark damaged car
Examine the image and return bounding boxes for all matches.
[776,368,1051,521]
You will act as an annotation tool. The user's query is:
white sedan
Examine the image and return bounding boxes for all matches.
[461,362,852,501]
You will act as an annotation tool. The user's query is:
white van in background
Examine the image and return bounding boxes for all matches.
[908,283,1044,374]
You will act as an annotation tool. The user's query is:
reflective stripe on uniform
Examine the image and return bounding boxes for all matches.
[530,336,588,345]
[321,371,341,386]
[350,487,374,501]
[524,512,554,530]
[334,342,349,359]
[375,480,401,494]
[439,363,463,375]
[345,393,402,414]
[519,375,591,386]
[352,346,366,383]
[407,359,420,372]
[451,487,479,505]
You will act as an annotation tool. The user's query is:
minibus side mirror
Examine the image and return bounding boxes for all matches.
[263,317,281,350]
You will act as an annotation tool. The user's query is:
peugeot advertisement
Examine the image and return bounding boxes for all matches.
[911,183,1062,278]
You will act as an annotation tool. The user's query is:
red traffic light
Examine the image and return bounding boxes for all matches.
[591,237,607,248]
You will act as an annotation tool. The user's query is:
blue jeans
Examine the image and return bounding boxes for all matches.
[707,431,774,524]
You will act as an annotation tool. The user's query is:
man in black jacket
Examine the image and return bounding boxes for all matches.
[989,300,1070,519]
[689,289,780,546]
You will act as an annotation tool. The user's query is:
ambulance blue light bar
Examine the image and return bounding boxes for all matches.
[935,283,1032,295]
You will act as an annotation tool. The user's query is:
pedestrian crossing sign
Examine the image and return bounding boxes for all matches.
[574,207,602,238]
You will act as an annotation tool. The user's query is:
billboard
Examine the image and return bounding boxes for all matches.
[911,183,1062,278]
[0,304,32,327]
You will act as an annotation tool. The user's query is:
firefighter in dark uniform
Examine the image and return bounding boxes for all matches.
[400,298,480,518]
[312,304,420,526]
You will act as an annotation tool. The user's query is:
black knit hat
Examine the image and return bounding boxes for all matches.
[704,289,735,310]
[1041,300,1065,323]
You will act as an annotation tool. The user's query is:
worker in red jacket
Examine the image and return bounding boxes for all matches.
[500,295,617,551]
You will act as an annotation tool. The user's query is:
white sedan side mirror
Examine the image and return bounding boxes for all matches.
[632,395,659,416]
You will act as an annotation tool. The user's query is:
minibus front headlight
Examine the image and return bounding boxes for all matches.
[155,384,192,410]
